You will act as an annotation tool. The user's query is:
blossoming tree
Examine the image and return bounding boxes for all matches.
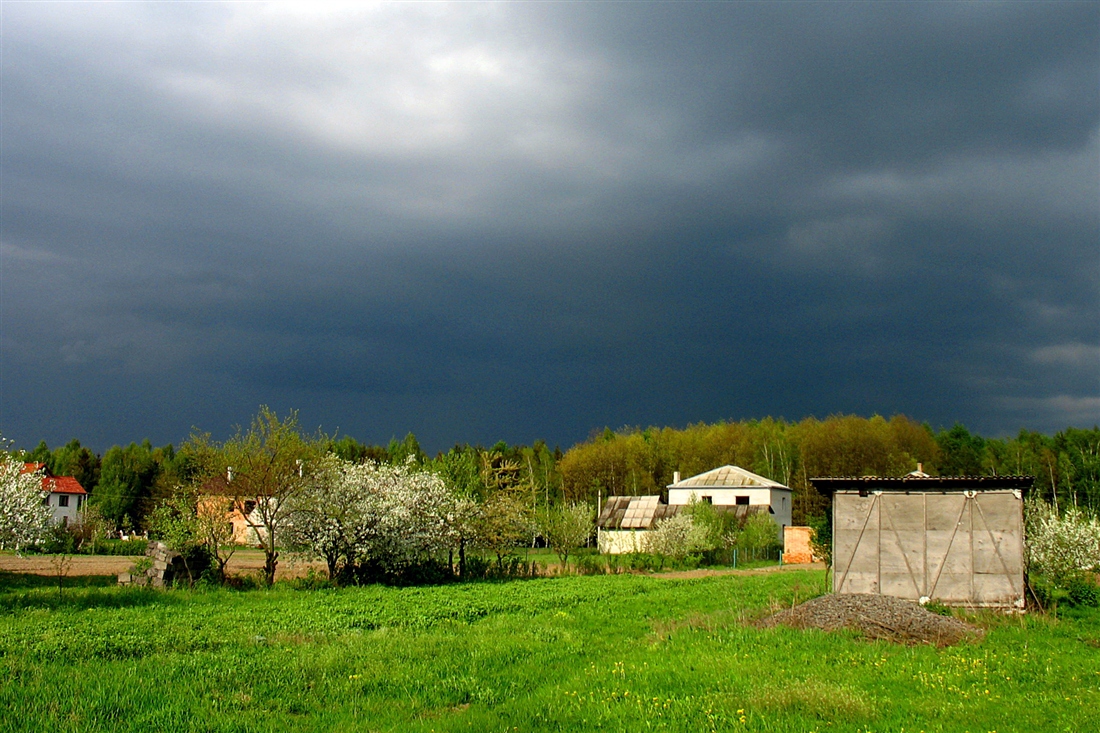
[291,457,455,583]
[0,450,52,551]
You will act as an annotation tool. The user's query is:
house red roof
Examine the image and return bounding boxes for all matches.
[21,463,87,494]
[45,476,87,495]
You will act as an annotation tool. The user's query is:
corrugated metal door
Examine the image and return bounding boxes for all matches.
[833,490,1024,608]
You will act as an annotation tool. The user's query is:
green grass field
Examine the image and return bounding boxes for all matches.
[1,569,1097,732]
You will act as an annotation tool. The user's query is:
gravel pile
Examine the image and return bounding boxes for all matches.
[758,593,983,646]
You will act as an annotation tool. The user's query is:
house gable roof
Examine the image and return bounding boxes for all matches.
[669,465,788,490]
[21,463,87,495]
[44,476,87,495]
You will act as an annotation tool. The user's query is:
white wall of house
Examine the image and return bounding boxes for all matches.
[597,528,649,555]
[771,489,793,532]
[45,492,84,526]
[667,487,792,539]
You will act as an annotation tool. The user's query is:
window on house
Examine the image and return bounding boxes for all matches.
[58,495,69,508]
[701,496,713,504]
[42,496,50,506]
[735,496,749,506]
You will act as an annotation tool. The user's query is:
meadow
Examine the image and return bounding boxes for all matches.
[1,568,1097,732]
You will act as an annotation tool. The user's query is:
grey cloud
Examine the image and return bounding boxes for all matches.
[1,3,1096,452]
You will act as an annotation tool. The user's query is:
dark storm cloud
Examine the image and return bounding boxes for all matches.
[1,2,1096,452]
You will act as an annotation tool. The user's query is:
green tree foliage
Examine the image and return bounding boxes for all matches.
[473,491,532,571]
[433,445,486,501]
[328,435,389,464]
[387,433,425,465]
[92,441,160,530]
[536,503,593,568]
[559,414,939,524]
[736,513,782,559]
[935,423,986,475]
[190,406,327,586]
[681,499,740,563]
[148,487,209,587]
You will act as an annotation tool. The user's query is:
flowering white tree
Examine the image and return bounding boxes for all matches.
[1026,498,1100,587]
[291,457,455,582]
[0,451,52,551]
[644,512,711,565]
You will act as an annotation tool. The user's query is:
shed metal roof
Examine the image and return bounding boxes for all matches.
[810,475,1033,495]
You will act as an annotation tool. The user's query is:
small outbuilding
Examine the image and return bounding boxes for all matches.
[596,495,679,554]
[811,472,1033,609]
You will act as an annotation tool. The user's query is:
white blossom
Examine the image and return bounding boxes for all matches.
[644,512,710,562]
[0,452,53,551]
[1026,498,1100,585]
[291,457,455,577]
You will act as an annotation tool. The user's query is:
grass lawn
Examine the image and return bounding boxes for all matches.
[0,569,1097,732]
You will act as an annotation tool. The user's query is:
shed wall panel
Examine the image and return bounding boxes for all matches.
[833,489,1024,609]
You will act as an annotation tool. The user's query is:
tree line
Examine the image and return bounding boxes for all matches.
[17,413,1100,532]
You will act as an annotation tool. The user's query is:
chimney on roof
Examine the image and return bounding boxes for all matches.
[673,471,681,484]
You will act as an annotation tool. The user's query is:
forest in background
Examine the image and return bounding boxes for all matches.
[16,414,1100,530]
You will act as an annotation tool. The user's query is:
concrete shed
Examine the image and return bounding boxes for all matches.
[811,474,1033,609]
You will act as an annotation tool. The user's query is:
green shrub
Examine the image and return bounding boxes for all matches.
[87,538,148,556]
[1067,575,1100,607]
[288,568,335,590]
[463,555,491,579]
[626,552,659,572]
[573,553,604,575]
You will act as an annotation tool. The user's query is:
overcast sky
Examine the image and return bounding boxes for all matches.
[1,2,1097,454]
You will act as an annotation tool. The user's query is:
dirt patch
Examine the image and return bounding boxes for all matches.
[0,550,325,581]
[758,593,983,646]
[654,562,826,580]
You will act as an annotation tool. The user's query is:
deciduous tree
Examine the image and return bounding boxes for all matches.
[537,503,593,569]
[0,449,52,552]
[193,406,325,586]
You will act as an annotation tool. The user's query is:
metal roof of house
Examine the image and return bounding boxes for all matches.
[668,465,789,490]
[810,475,1033,495]
[596,495,678,530]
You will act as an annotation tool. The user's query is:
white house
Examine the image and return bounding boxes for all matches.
[667,465,792,539]
[23,462,87,526]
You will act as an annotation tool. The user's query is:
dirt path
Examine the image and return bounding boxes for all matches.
[2,552,822,581]
[652,562,825,579]
[0,550,325,580]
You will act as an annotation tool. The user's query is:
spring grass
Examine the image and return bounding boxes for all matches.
[1,569,1097,732]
